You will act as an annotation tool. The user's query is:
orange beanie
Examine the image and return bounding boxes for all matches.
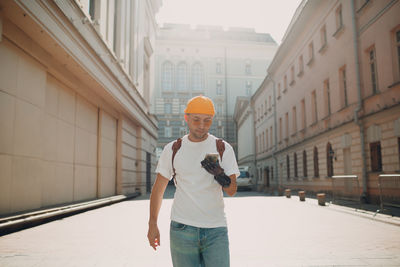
[184,96,215,115]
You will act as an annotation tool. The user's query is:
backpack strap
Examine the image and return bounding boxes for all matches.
[216,138,225,161]
[171,138,182,184]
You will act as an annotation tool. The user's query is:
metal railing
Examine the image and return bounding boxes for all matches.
[378,174,400,214]
[331,175,362,209]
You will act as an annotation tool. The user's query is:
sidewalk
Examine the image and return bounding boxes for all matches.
[0,188,399,266]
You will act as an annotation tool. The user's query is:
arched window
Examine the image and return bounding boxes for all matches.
[162,61,173,91]
[313,146,319,177]
[191,63,204,91]
[176,62,187,91]
[326,142,334,177]
[303,150,308,177]
[294,152,298,178]
[286,155,290,180]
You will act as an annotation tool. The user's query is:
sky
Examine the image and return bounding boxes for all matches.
[156,0,303,44]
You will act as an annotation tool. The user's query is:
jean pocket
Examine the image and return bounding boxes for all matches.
[171,221,186,230]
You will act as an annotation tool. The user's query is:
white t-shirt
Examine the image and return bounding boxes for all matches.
[155,134,240,228]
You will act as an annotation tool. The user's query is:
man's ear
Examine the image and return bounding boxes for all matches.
[184,114,188,122]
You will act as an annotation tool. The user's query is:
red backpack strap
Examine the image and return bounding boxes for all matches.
[171,138,182,184]
[216,138,225,161]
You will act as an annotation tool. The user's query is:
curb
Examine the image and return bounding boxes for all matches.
[0,193,140,236]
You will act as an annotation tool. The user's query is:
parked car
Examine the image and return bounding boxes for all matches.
[237,166,252,190]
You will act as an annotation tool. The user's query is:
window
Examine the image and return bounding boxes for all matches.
[279,118,282,142]
[303,150,308,177]
[395,29,400,79]
[162,62,174,91]
[308,42,314,64]
[368,47,378,94]
[398,137,400,167]
[370,141,382,172]
[246,81,252,96]
[294,152,298,178]
[311,90,318,123]
[292,106,297,134]
[335,5,343,31]
[180,104,185,114]
[264,100,267,114]
[192,63,204,91]
[216,80,222,95]
[313,147,319,177]
[165,127,172,138]
[290,66,295,85]
[176,63,187,91]
[217,126,224,138]
[283,76,288,92]
[245,60,251,74]
[320,25,327,51]
[286,155,290,179]
[89,0,96,20]
[271,167,274,181]
[285,112,289,139]
[164,103,172,114]
[216,59,222,74]
[343,148,352,174]
[298,55,304,76]
[270,126,273,147]
[326,142,334,177]
[216,103,223,115]
[323,79,331,116]
[269,96,272,110]
[339,66,348,108]
[266,129,269,150]
[301,99,306,129]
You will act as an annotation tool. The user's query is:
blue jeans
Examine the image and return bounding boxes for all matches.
[169,221,230,267]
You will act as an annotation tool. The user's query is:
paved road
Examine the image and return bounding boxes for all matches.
[0,186,399,267]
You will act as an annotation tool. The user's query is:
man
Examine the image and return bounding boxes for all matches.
[147,95,240,267]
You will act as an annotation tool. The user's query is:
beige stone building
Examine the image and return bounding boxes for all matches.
[154,24,278,151]
[237,0,400,202]
[0,0,161,216]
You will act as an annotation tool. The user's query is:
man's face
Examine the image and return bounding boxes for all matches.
[186,114,213,140]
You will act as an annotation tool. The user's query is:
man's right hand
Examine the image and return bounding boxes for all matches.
[147,222,160,250]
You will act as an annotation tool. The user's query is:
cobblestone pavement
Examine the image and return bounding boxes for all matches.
[0,186,399,267]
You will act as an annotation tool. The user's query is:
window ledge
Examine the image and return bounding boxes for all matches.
[318,44,328,54]
[333,25,345,39]
[297,70,304,77]
[289,80,295,86]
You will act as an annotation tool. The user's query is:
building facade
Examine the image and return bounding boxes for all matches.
[237,0,400,202]
[154,24,278,150]
[0,0,161,216]
[233,96,256,182]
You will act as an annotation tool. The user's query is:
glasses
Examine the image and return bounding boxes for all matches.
[192,119,212,127]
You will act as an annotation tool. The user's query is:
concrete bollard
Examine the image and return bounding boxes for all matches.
[299,191,306,201]
[285,189,291,198]
[317,193,326,206]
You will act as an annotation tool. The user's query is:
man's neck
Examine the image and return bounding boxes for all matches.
[188,133,209,142]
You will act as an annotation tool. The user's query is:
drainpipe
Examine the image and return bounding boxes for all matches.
[251,98,258,188]
[266,76,280,194]
[271,77,280,195]
[351,0,368,203]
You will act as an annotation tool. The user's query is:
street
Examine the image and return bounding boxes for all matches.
[0,186,399,267]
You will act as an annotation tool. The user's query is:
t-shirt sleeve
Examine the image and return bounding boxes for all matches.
[155,143,173,180]
[221,143,240,178]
